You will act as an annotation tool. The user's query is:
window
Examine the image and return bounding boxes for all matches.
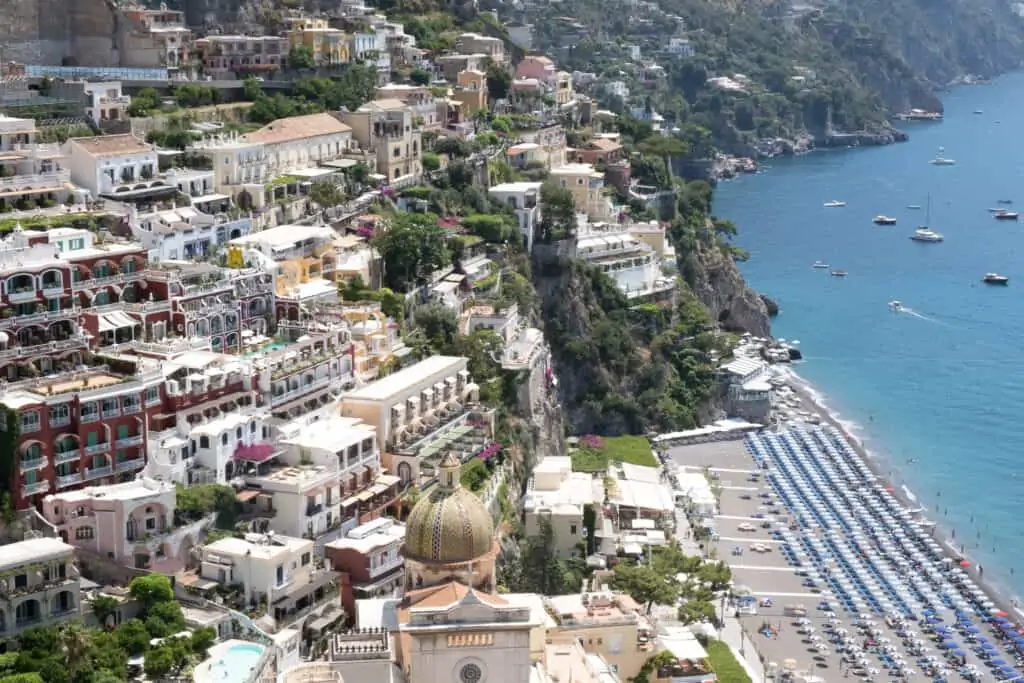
[301,552,311,566]
[49,404,70,426]
[20,411,40,433]
[146,518,156,530]
[199,436,210,449]
[75,527,94,540]
[221,433,228,446]
[101,398,119,416]
[459,664,483,683]
[146,386,160,404]
[570,524,577,535]
[70,238,85,250]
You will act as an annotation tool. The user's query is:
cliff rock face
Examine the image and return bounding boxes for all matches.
[684,241,771,337]
[2,0,116,66]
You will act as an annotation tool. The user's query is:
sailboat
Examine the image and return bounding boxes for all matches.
[910,195,944,242]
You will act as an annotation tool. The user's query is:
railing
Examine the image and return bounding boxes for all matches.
[116,434,144,447]
[81,412,99,423]
[71,271,143,292]
[23,480,51,496]
[84,465,113,480]
[0,335,90,360]
[0,169,70,189]
[123,403,142,414]
[368,556,404,579]
[57,472,82,488]
[6,288,39,303]
[19,456,46,472]
[101,408,120,419]
[271,375,333,406]
[55,449,81,464]
[0,306,81,330]
[117,458,145,472]
[84,442,110,456]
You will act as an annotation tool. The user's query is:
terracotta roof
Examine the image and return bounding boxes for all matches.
[586,138,622,151]
[398,582,506,622]
[245,113,351,144]
[71,135,151,157]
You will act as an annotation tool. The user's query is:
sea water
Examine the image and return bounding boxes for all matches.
[715,71,1024,600]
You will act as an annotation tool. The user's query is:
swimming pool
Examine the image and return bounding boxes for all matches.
[195,640,266,683]
[242,340,293,358]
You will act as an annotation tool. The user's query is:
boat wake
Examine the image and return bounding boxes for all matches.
[895,306,958,328]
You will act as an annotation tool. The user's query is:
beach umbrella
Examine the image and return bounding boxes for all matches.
[994,610,1009,618]
[967,626,981,634]
[982,643,997,651]
[992,659,1008,666]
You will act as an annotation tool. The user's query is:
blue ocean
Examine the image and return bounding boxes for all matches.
[714,72,1024,601]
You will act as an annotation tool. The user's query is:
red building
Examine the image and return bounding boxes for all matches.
[324,517,405,618]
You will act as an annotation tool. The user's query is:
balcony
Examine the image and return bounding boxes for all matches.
[117,458,145,472]
[0,305,81,330]
[23,480,51,496]
[71,271,142,292]
[41,282,64,298]
[0,169,70,191]
[0,335,90,361]
[6,288,39,304]
[84,442,110,456]
[116,434,144,447]
[55,449,81,464]
[123,402,142,415]
[99,95,131,105]
[101,408,120,419]
[305,503,324,517]
[19,456,46,472]
[84,465,113,481]
[81,411,99,424]
[368,555,404,580]
[57,472,82,489]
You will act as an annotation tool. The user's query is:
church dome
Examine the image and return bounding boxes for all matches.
[402,452,495,565]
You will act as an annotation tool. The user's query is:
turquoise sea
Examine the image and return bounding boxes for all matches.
[715,71,1024,602]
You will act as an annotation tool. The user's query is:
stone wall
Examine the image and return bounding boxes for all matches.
[2,0,117,67]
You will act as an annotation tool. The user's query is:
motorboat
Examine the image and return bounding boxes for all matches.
[983,273,1009,285]
[929,147,956,165]
[910,228,944,242]
[889,300,904,312]
[907,205,922,209]
[873,215,897,225]
[830,270,848,277]
[824,200,846,208]
[998,199,1013,204]
[812,261,830,269]
[974,109,984,114]
[994,210,1019,220]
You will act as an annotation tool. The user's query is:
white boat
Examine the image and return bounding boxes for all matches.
[824,200,846,208]
[994,210,1019,221]
[929,147,955,165]
[812,261,830,269]
[983,273,1009,285]
[911,228,944,242]
[907,204,922,210]
[830,270,848,277]
[873,215,897,225]
[889,300,904,312]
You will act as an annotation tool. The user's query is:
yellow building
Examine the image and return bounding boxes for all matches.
[452,70,488,113]
[549,162,612,220]
[287,26,350,66]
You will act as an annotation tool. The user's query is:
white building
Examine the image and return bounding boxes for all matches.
[576,224,673,299]
[523,456,602,558]
[131,200,253,263]
[82,82,132,126]
[199,533,338,627]
[64,134,159,199]
[0,538,81,636]
[229,223,336,263]
[488,182,542,251]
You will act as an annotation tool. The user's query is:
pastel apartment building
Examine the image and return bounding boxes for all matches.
[550,163,613,221]
[339,355,488,488]
[63,135,163,203]
[0,225,147,377]
[42,476,209,572]
[0,538,81,638]
[489,181,542,250]
[340,100,422,183]
[119,6,192,71]
[454,33,506,64]
[194,533,338,628]
[573,137,625,166]
[324,517,405,616]
[374,84,444,131]
[0,115,80,211]
[194,35,289,78]
[287,23,350,66]
[451,70,488,113]
[82,82,132,126]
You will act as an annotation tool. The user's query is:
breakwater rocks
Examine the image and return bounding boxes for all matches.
[760,295,779,318]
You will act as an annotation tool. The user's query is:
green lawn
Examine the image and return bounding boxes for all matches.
[570,435,658,472]
[0,213,98,233]
[706,640,752,683]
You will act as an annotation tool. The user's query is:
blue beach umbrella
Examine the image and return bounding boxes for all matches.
[968,626,982,634]
[992,659,1008,666]
[983,643,997,651]
[952,650,966,657]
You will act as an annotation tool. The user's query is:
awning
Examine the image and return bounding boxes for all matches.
[375,474,400,487]
[98,311,139,332]
[355,490,374,502]
[340,495,361,508]
[368,483,389,495]
[236,489,262,502]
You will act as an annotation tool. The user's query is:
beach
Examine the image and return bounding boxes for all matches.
[664,365,1024,682]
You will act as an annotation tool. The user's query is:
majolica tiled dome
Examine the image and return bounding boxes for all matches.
[402,452,495,565]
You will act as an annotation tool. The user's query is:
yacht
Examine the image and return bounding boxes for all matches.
[830,270,848,277]
[889,301,904,312]
[994,210,1019,221]
[929,147,956,165]
[873,215,897,225]
[911,228,944,242]
[824,200,846,208]
[983,273,1009,285]
[812,261,830,269]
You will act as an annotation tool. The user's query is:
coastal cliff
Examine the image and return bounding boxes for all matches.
[681,238,770,338]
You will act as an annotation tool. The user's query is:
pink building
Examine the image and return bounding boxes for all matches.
[515,56,557,85]
[42,476,211,572]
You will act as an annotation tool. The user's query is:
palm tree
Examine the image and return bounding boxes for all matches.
[91,594,119,629]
